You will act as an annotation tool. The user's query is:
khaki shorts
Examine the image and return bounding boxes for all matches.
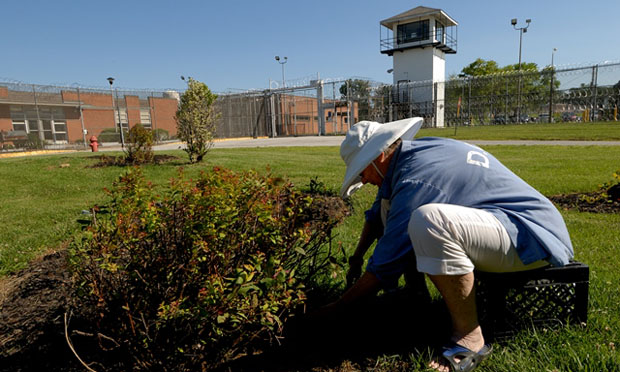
[407,203,547,276]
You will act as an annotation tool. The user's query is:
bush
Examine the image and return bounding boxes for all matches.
[69,168,347,371]
[152,128,170,141]
[124,124,154,165]
[176,78,219,163]
[98,128,128,143]
[13,133,44,150]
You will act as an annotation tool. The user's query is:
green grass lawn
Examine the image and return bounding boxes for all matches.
[1,141,619,371]
[419,121,620,141]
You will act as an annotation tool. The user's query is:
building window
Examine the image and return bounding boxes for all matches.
[114,109,129,131]
[12,120,27,132]
[54,122,68,141]
[397,20,430,44]
[10,105,67,143]
[436,21,445,43]
[140,109,152,129]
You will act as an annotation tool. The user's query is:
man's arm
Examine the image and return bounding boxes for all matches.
[309,271,382,319]
[346,219,382,288]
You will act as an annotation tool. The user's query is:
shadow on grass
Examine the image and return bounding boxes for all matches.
[220,291,452,372]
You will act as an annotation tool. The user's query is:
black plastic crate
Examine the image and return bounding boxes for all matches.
[475,261,589,340]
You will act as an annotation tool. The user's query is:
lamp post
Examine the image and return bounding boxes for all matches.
[511,18,531,123]
[275,56,288,135]
[107,77,125,147]
[548,48,557,123]
[275,56,287,88]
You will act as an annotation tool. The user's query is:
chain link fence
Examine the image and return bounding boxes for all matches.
[2,62,619,152]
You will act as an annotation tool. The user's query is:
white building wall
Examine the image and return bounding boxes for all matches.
[392,47,434,85]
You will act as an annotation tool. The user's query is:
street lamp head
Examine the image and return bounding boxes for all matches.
[526,19,531,24]
[107,77,114,86]
[180,75,185,81]
[275,56,280,61]
[511,18,517,26]
[387,68,394,73]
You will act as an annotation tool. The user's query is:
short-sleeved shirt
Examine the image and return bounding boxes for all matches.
[365,137,574,288]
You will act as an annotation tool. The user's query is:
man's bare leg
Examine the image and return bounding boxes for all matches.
[427,272,485,372]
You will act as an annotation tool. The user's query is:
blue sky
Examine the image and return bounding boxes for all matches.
[3,0,620,92]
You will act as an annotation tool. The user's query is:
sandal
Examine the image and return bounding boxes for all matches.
[441,342,493,372]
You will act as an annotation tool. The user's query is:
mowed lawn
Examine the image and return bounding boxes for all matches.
[1,125,619,370]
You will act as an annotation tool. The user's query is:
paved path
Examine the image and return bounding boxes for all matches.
[3,137,620,159]
[148,137,620,151]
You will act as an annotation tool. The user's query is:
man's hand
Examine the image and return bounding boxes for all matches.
[346,256,364,289]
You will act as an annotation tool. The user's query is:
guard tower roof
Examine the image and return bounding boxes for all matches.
[380,6,458,29]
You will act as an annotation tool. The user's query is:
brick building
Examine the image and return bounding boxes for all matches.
[0,85,179,145]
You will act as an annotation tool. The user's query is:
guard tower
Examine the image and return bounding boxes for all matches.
[380,6,457,127]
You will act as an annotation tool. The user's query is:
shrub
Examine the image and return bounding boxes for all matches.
[69,167,347,371]
[152,128,170,142]
[176,78,219,163]
[124,124,154,165]
[12,133,45,150]
[98,128,128,143]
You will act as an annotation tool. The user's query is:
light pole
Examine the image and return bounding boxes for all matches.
[107,77,125,147]
[548,48,557,123]
[511,18,531,70]
[275,56,288,134]
[275,56,287,88]
[511,18,531,123]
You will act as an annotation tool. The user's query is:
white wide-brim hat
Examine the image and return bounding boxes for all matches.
[339,117,423,198]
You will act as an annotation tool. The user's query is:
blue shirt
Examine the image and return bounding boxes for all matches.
[365,137,574,288]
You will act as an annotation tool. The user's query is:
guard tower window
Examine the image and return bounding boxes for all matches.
[436,21,445,43]
[397,20,429,44]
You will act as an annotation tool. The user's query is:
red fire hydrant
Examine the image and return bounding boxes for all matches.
[89,136,99,152]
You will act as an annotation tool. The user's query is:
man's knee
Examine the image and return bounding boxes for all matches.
[407,204,475,275]
[408,204,449,253]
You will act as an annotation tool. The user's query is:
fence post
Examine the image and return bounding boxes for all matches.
[270,93,277,138]
[77,87,87,147]
[592,64,599,121]
[316,79,325,136]
[32,85,44,143]
[346,80,353,129]
[548,68,555,122]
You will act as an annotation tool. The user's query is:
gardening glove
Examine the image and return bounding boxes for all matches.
[345,256,363,289]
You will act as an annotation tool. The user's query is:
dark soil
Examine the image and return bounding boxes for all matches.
[549,191,620,214]
[0,249,450,372]
[0,250,83,372]
[88,154,179,168]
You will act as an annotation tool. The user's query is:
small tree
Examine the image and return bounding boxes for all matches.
[176,78,219,163]
[124,123,154,164]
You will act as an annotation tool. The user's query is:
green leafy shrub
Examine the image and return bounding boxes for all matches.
[176,78,219,163]
[124,124,154,164]
[69,167,347,371]
[97,128,128,143]
[152,128,170,141]
[12,133,45,150]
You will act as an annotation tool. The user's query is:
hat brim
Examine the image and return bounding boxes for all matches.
[340,117,423,198]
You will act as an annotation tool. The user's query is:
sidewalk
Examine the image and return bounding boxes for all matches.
[3,137,620,159]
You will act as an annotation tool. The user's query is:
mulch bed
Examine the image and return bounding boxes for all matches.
[549,191,620,214]
[0,249,449,372]
[88,154,179,168]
